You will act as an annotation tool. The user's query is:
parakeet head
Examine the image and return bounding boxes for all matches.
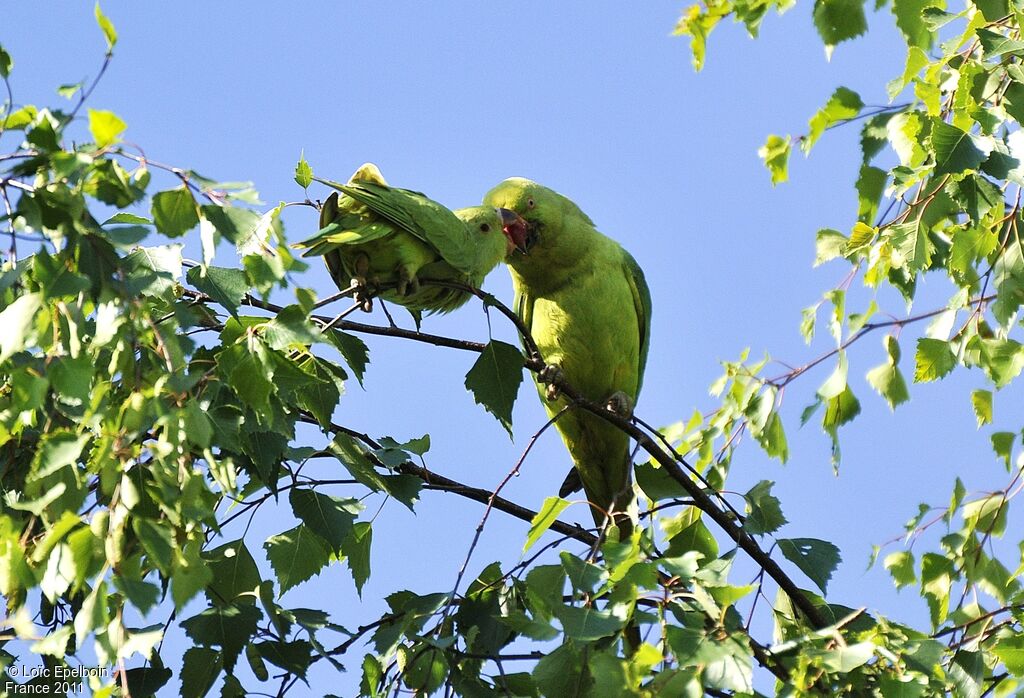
[347,162,388,185]
[453,205,520,277]
[482,177,594,263]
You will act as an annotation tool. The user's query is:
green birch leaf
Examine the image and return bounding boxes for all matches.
[778,538,842,594]
[931,119,993,176]
[180,647,222,698]
[87,109,126,147]
[914,338,956,382]
[866,336,910,410]
[673,3,730,71]
[992,634,1024,675]
[186,265,249,316]
[264,524,331,594]
[327,330,370,387]
[893,0,939,49]
[255,640,314,678]
[151,188,199,238]
[976,27,1024,59]
[94,1,118,52]
[805,87,863,152]
[883,550,916,588]
[855,165,887,224]
[553,604,625,642]
[181,603,261,672]
[524,497,572,553]
[203,539,262,606]
[970,389,992,426]
[887,219,932,272]
[815,229,848,266]
[464,340,524,438]
[294,151,313,189]
[289,487,361,554]
[0,293,43,361]
[743,480,788,535]
[758,134,790,185]
[340,522,372,595]
[813,0,868,50]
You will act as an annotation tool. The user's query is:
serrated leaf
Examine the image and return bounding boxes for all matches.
[256,640,314,678]
[893,0,939,49]
[289,488,360,554]
[0,292,42,361]
[977,338,1024,388]
[87,108,126,147]
[264,524,331,594]
[887,219,932,272]
[856,165,887,224]
[186,265,249,316]
[866,335,910,409]
[553,604,625,642]
[815,229,848,266]
[931,119,993,177]
[758,134,790,185]
[778,538,841,594]
[754,411,788,462]
[340,522,372,595]
[464,341,524,437]
[560,551,607,594]
[992,634,1024,675]
[743,480,787,535]
[977,27,1024,59]
[806,87,863,152]
[180,647,222,698]
[181,604,260,673]
[203,539,262,606]
[94,1,118,52]
[914,338,956,382]
[328,330,370,387]
[970,389,992,427]
[884,550,916,588]
[151,188,199,238]
[673,3,729,71]
[524,497,572,552]
[294,151,313,189]
[813,0,868,50]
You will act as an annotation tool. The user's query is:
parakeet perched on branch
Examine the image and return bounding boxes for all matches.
[295,164,517,316]
[485,178,651,538]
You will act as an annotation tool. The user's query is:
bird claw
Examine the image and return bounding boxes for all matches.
[605,391,634,419]
[539,364,564,401]
[349,275,373,312]
[397,267,421,297]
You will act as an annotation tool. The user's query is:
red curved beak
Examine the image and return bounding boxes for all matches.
[498,208,530,255]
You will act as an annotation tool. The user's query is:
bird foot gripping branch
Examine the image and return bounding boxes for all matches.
[604,390,634,419]
[538,363,565,401]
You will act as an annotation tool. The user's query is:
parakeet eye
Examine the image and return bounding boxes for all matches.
[527,198,535,209]
[479,223,491,233]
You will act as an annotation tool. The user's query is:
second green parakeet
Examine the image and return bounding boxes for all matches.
[485,178,651,538]
[296,164,521,316]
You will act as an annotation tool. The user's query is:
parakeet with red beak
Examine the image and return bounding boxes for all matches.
[484,178,651,538]
[296,163,519,316]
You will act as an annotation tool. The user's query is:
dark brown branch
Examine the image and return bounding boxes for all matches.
[301,416,598,547]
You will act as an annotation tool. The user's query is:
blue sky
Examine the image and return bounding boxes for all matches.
[5,2,1019,694]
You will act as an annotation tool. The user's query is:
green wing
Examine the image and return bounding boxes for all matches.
[337,181,478,274]
[294,191,395,255]
[622,249,652,396]
[514,284,535,352]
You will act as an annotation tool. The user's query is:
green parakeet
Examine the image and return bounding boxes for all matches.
[295,164,517,316]
[485,178,651,537]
